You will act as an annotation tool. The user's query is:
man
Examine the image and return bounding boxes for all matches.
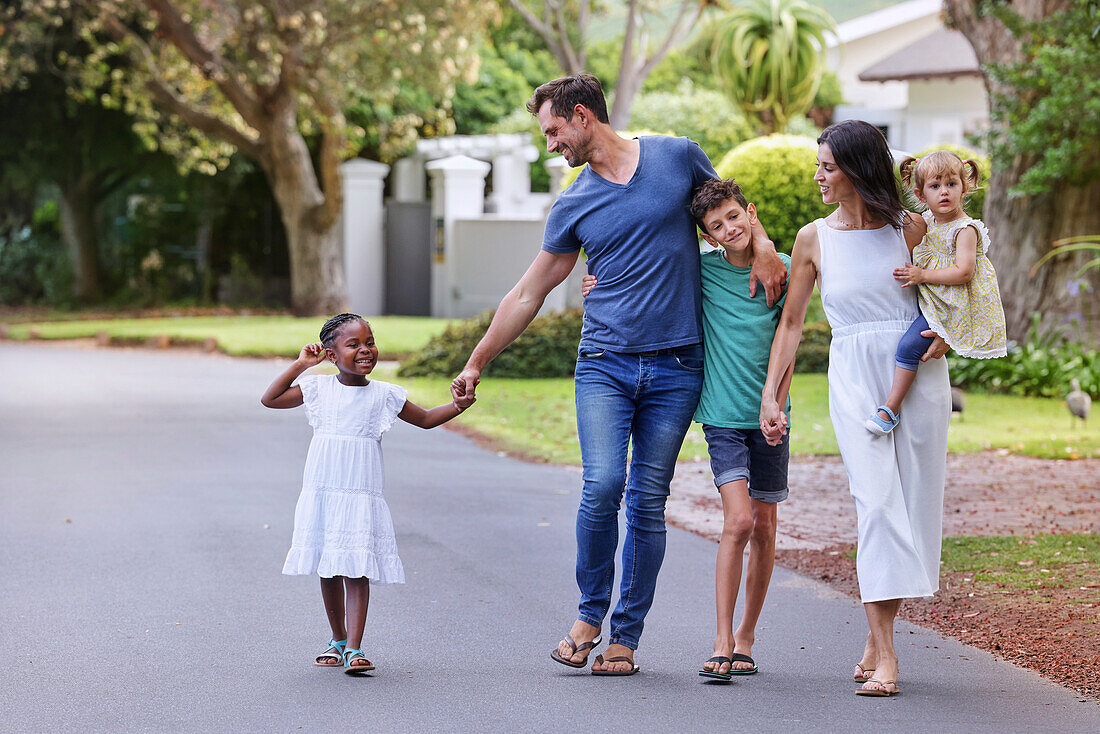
[450,74,786,675]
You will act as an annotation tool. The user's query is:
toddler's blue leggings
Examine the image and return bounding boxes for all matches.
[896,313,934,371]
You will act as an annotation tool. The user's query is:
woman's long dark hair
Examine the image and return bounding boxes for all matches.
[817,121,906,231]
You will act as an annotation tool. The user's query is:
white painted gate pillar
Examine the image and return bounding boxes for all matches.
[426,155,491,318]
[341,159,390,316]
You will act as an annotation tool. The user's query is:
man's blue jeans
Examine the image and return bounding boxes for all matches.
[573,343,704,650]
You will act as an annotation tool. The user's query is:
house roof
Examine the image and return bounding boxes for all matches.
[858,27,981,82]
[828,0,941,46]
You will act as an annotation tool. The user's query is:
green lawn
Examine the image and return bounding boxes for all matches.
[4,315,456,360]
[940,534,1100,591]
[370,367,1099,463]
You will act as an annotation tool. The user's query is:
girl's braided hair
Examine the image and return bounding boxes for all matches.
[319,313,365,348]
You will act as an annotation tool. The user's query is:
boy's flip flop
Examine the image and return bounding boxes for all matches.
[699,656,733,681]
[728,653,758,675]
[550,634,602,669]
[591,654,639,676]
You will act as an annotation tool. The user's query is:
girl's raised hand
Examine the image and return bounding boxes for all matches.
[298,342,327,366]
[581,275,598,298]
[894,263,924,287]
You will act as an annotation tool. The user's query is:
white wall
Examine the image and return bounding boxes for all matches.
[901,77,989,153]
[448,217,584,318]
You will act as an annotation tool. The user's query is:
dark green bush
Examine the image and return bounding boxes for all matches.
[795,321,831,373]
[948,314,1098,397]
[399,309,584,378]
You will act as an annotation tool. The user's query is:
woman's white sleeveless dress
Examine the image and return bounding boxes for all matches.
[816,219,950,602]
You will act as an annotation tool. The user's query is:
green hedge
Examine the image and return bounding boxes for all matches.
[399,309,584,378]
[715,134,832,254]
[795,321,831,374]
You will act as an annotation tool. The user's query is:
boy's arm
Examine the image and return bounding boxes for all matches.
[261,344,325,408]
[398,395,475,429]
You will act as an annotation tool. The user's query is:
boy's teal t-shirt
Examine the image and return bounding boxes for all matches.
[694,249,792,428]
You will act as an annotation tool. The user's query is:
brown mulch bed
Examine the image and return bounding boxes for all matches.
[776,544,1100,700]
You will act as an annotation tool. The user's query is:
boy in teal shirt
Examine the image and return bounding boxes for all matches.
[581,178,793,680]
[690,178,792,680]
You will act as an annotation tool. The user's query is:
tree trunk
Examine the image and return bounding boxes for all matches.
[945,0,1100,342]
[262,127,348,316]
[56,174,100,302]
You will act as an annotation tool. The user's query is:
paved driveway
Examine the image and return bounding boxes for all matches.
[1,342,1095,732]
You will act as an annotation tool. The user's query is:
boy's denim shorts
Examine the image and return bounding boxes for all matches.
[701,425,789,503]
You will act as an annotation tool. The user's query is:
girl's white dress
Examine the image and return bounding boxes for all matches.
[816,219,951,603]
[282,374,407,583]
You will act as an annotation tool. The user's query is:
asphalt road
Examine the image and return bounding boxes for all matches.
[1,342,1096,732]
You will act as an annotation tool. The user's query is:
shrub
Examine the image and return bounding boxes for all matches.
[628,80,756,163]
[911,143,990,219]
[399,309,584,378]
[795,321,831,374]
[716,134,832,254]
[948,314,1099,397]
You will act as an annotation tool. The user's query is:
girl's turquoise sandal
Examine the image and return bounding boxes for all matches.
[343,647,375,675]
[315,638,346,667]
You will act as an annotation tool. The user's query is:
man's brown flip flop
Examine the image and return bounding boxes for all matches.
[550,634,602,668]
[591,654,639,676]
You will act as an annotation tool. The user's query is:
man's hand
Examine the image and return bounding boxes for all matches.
[451,367,481,401]
[747,218,788,307]
[920,332,950,361]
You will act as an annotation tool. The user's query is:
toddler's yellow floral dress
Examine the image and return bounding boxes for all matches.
[914,211,1007,358]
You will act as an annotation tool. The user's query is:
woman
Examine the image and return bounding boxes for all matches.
[759,120,951,696]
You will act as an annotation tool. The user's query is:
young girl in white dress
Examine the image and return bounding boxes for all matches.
[261,313,475,674]
[865,151,1007,435]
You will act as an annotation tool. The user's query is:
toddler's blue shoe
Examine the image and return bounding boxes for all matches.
[865,405,900,436]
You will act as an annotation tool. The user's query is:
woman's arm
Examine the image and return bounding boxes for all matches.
[260,344,326,408]
[398,393,475,429]
[894,226,978,287]
[760,224,819,438]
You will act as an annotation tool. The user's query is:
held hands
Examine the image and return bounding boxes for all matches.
[297,342,327,366]
[759,398,789,447]
[453,392,477,412]
[894,263,924,287]
[581,275,597,298]
[451,368,480,403]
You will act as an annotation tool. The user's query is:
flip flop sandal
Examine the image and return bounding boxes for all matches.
[855,679,899,697]
[728,653,758,675]
[343,648,375,675]
[315,638,346,667]
[699,656,733,681]
[853,664,876,682]
[550,633,602,669]
[591,654,639,676]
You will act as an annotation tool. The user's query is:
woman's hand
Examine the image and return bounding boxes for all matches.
[759,398,789,446]
[581,275,597,298]
[920,333,950,361]
[893,263,924,287]
[297,342,326,366]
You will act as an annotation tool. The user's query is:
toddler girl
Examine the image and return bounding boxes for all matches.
[261,313,475,674]
[866,151,1006,435]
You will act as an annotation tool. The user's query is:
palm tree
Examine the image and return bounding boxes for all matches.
[706,0,835,133]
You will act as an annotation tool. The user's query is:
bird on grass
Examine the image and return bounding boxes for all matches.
[1066,379,1091,427]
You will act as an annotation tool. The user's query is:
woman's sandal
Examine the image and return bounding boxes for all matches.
[853,663,876,682]
[855,678,900,697]
[343,647,375,675]
[699,656,733,681]
[315,638,346,667]
[550,633,602,669]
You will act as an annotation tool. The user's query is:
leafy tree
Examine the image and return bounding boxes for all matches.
[704,0,834,133]
[507,0,719,127]
[0,1,491,315]
[945,0,1100,339]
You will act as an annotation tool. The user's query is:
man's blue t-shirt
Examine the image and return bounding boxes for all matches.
[541,135,717,352]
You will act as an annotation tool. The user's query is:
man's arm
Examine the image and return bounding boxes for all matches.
[451,249,579,399]
[748,217,789,307]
